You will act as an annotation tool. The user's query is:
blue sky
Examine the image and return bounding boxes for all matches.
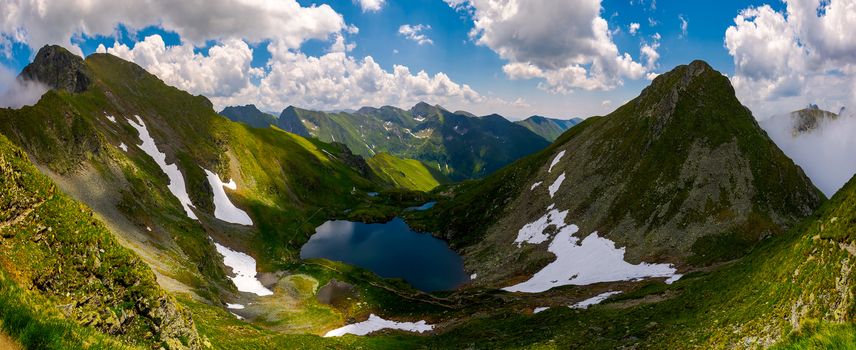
[0,0,845,120]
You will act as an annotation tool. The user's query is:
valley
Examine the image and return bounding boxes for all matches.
[0,44,854,350]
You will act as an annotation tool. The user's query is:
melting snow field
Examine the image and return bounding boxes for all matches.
[548,172,565,198]
[213,241,273,296]
[119,143,128,152]
[127,115,197,220]
[226,303,245,309]
[514,207,575,246]
[504,228,680,293]
[570,291,622,309]
[548,150,566,173]
[324,314,433,337]
[533,307,550,314]
[203,168,253,225]
[505,202,681,293]
[530,181,542,190]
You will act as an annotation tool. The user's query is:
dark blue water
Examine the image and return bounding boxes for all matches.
[300,218,468,292]
[406,201,436,211]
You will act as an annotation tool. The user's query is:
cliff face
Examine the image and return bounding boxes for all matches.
[19,45,91,93]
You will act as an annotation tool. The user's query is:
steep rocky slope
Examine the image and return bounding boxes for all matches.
[427,60,823,287]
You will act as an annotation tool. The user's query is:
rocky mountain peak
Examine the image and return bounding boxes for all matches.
[19,45,91,93]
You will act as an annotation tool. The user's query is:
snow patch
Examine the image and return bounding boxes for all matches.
[127,116,197,220]
[226,303,245,309]
[119,143,128,152]
[548,173,565,198]
[530,181,543,190]
[213,241,273,296]
[504,228,679,293]
[506,204,680,293]
[414,116,426,122]
[533,307,550,314]
[548,150,566,173]
[203,168,253,226]
[470,273,478,280]
[105,114,116,123]
[324,314,433,337]
[514,207,574,246]
[570,291,622,309]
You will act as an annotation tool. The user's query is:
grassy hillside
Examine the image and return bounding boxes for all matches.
[367,153,447,192]
[0,44,447,336]
[0,133,199,349]
[418,61,823,289]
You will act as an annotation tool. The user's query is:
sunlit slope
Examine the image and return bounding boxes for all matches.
[0,133,200,349]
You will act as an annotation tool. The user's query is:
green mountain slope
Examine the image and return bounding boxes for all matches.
[220,102,552,181]
[0,133,200,349]
[424,60,823,287]
[0,45,453,347]
[514,115,581,141]
[367,153,448,192]
[400,173,856,349]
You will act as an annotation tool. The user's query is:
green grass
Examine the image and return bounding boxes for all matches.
[773,321,856,350]
[0,133,199,348]
[368,153,447,192]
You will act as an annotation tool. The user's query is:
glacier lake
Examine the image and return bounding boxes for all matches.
[300,218,468,292]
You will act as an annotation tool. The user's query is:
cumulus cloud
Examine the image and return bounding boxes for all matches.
[725,0,856,118]
[760,110,856,197]
[446,0,656,93]
[101,36,261,98]
[354,0,386,13]
[398,24,433,45]
[1,0,496,115]
[0,66,48,109]
[629,22,640,35]
[98,33,485,112]
[0,0,346,54]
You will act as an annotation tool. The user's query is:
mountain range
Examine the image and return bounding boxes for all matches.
[220,103,557,181]
[1,46,855,349]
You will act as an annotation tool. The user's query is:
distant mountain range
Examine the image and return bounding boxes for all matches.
[221,103,555,180]
[514,115,581,141]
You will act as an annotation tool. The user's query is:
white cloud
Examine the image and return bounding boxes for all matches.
[629,22,640,35]
[0,0,346,53]
[0,65,47,108]
[446,0,656,94]
[678,14,688,38]
[354,0,386,13]
[398,24,433,45]
[2,0,498,116]
[760,110,856,197]
[725,0,856,118]
[103,35,260,98]
[105,35,486,112]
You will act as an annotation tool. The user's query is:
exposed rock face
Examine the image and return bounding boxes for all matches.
[435,60,824,287]
[220,104,277,129]
[19,45,91,93]
[790,107,839,134]
[278,106,312,137]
